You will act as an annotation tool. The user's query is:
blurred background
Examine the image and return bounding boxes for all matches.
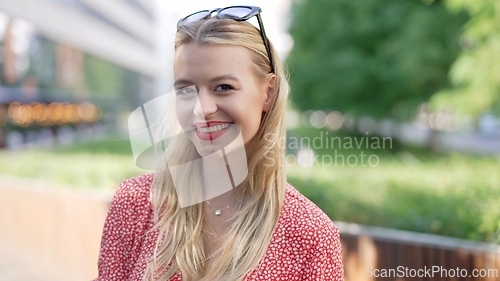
[0,0,498,280]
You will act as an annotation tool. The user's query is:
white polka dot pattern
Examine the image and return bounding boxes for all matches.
[93,174,344,280]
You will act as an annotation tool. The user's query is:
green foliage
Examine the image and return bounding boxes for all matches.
[432,0,500,116]
[287,0,467,119]
[0,136,142,190]
[53,136,133,155]
[287,127,500,243]
[0,132,498,242]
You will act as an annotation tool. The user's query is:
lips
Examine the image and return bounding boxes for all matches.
[197,123,229,134]
[193,121,232,141]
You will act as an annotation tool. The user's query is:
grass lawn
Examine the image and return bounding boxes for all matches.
[286,127,500,243]
[0,135,143,191]
[0,129,498,243]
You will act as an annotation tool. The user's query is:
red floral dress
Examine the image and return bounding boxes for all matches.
[94,174,344,280]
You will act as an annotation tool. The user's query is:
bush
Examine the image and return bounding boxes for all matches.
[287,127,500,243]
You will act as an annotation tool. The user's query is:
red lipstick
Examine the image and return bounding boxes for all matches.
[194,121,232,141]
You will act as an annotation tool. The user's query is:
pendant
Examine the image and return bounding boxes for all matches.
[215,210,222,216]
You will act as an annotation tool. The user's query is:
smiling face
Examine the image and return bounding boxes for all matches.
[174,43,274,156]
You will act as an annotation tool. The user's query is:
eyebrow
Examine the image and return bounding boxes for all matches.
[209,74,240,83]
[173,78,193,88]
[174,75,240,88]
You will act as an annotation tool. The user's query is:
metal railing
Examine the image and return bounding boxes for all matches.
[337,221,500,281]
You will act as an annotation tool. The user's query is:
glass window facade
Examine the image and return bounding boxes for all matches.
[0,11,155,148]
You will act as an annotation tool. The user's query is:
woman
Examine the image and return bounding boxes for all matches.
[95,6,343,281]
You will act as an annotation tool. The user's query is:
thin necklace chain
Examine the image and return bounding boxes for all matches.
[206,199,241,216]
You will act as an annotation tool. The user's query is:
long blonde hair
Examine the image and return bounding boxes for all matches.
[144,18,290,281]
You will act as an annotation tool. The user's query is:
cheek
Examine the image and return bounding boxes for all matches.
[243,93,267,138]
[175,99,194,128]
[237,106,264,143]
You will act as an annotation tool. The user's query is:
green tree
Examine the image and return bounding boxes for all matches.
[432,0,500,116]
[287,0,467,120]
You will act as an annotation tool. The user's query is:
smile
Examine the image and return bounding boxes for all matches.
[193,122,232,141]
[197,123,229,134]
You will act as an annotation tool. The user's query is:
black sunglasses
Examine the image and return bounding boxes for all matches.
[177,6,275,74]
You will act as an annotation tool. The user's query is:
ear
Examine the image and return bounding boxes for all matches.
[263,74,277,112]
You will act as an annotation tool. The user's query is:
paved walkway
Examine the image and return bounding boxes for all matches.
[0,246,63,281]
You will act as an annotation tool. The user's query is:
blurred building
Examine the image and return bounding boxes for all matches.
[0,0,158,148]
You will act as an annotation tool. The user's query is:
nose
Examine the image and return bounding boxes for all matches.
[193,89,217,118]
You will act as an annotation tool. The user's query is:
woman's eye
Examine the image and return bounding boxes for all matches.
[215,84,234,92]
[175,86,197,96]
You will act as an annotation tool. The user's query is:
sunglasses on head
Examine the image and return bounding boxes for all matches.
[177,6,275,74]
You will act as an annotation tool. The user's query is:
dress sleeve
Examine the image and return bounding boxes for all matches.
[302,223,344,281]
[93,176,152,280]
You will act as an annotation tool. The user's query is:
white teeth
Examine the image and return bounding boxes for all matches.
[197,123,229,134]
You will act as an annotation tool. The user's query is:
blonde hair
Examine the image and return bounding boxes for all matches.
[144,18,289,281]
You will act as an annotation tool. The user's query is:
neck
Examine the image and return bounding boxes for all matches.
[203,188,240,235]
[205,188,239,207]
